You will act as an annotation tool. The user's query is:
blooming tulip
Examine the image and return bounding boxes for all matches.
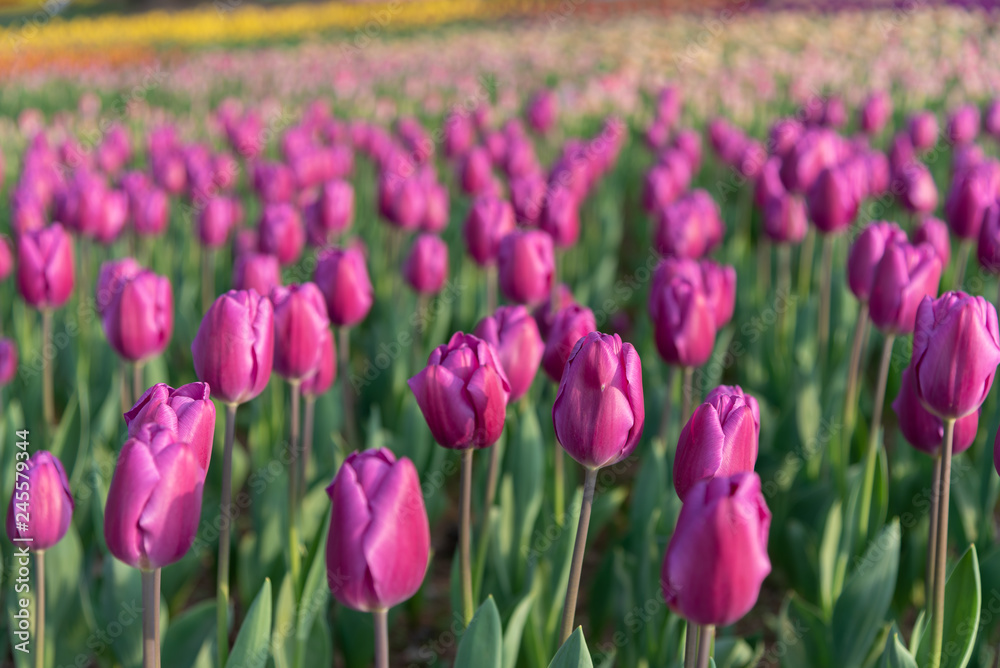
[192,289,274,405]
[0,338,16,386]
[762,193,807,244]
[198,197,241,249]
[403,234,449,296]
[232,252,281,297]
[909,112,939,151]
[497,230,554,305]
[869,242,942,334]
[892,365,978,456]
[474,306,544,402]
[258,203,305,266]
[103,269,174,363]
[662,472,771,626]
[846,222,907,302]
[649,273,717,367]
[807,164,858,234]
[464,196,516,266]
[125,382,217,473]
[542,304,597,382]
[314,246,374,327]
[301,328,336,398]
[541,185,580,248]
[17,224,74,309]
[271,283,331,381]
[5,451,73,550]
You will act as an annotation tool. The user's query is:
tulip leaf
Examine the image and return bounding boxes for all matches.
[271,574,297,668]
[502,591,536,668]
[545,487,585,643]
[915,544,981,668]
[832,519,900,668]
[819,500,842,618]
[99,555,144,668]
[879,629,917,668]
[454,596,502,668]
[908,612,925,656]
[161,600,216,668]
[779,594,830,668]
[510,402,544,588]
[297,507,331,641]
[547,627,594,668]
[227,578,272,668]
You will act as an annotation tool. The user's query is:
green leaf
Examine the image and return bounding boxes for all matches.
[455,597,502,668]
[879,629,917,668]
[819,501,843,618]
[832,519,900,668]
[271,574,297,668]
[297,508,331,642]
[502,591,536,668]
[226,578,272,668]
[779,595,831,668]
[916,544,981,668]
[161,601,215,668]
[547,627,594,668]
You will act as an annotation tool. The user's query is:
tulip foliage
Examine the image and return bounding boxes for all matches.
[8,9,1000,668]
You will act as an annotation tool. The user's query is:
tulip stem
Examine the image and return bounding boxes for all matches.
[929,418,955,668]
[554,442,565,527]
[133,362,144,404]
[683,622,697,668]
[659,366,676,448]
[459,448,475,626]
[559,466,598,645]
[696,624,714,668]
[840,303,870,493]
[758,237,771,301]
[202,248,215,315]
[41,309,55,426]
[796,227,815,306]
[486,266,497,315]
[217,403,238,668]
[681,366,694,425]
[35,550,44,668]
[142,569,157,668]
[373,609,389,668]
[484,440,501,517]
[302,395,316,493]
[777,243,792,347]
[818,234,834,374]
[289,380,302,587]
[120,361,131,414]
[926,454,942,614]
[338,327,358,449]
[154,569,161,668]
[954,240,971,290]
[858,334,894,542]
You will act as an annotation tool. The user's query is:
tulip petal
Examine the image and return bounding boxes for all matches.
[408,365,476,448]
[327,464,377,610]
[139,442,205,569]
[465,366,508,448]
[104,440,160,568]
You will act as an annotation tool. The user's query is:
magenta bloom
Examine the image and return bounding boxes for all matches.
[673,388,759,501]
[644,156,691,213]
[271,283,331,381]
[846,222,907,303]
[16,223,75,309]
[104,425,206,570]
[510,172,547,226]
[301,328,336,398]
[649,272,718,368]
[258,203,305,266]
[103,269,174,363]
[497,230,554,305]
[913,217,951,268]
[654,190,724,259]
[912,292,1000,419]
[533,283,576,339]
[459,147,494,196]
[540,185,581,249]
[408,332,510,449]
[0,338,17,386]
[420,182,449,233]
[96,258,141,316]
[232,252,281,297]
[132,188,169,237]
[388,177,427,230]
[979,204,1000,273]
[763,193,808,244]
[552,332,643,469]
[403,234,449,296]
[807,164,859,234]
[314,180,355,240]
[859,91,892,135]
[869,242,942,335]
[5,451,72,550]
[198,197,242,249]
[892,365,978,457]
[192,289,274,405]
[945,162,998,240]
[651,258,736,330]
[0,235,12,283]
[125,382,217,473]
[314,246,374,328]
[94,189,128,245]
[526,89,557,134]
[946,104,980,146]
[898,163,939,214]
[325,449,430,611]
[542,304,597,383]
[474,306,544,402]
[464,196,516,267]
[909,112,939,151]
[662,472,771,626]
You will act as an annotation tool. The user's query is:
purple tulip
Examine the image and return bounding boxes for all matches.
[270,283,331,382]
[533,283,576,340]
[474,306,544,402]
[705,385,760,436]
[945,162,999,240]
[542,304,597,383]
[421,182,449,233]
[979,204,1000,273]
[253,161,294,204]
[464,196,516,266]
[17,224,75,309]
[644,154,692,213]
[232,252,281,297]
[301,328,336,398]
[673,388,759,501]
[125,382,217,473]
[258,203,305,266]
[526,89,557,134]
[497,230,554,305]
[408,332,510,449]
[510,173,547,226]
[780,129,842,193]
[313,180,354,240]
[388,177,427,230]
[540,185,581,249]
[314,246,374,328]
[985,99,1000,139]
[103,269,174,363]
[946,104,980,146]
[96,257,141,316]
[649,271,718,368]
[672,129,702,173]
[325,449,430,610]
[651,258,736,330]
[763,193,808,244]
[869,242,942,334]
[909,112,939,151]
[892,365,978,456]
[807,164,859,234]
[192,289,274,406]
[768,118,803,159]
[552,332,644,469]
[0,338,17,386]
[913,217,951,268]
[847,222,907,303]
[898,163,939,215]
[403,234,449,296]
[662,472,771,626]
[132,187,169,237]
[93,189,128,245]
[104,424,206,569]
[859,91,892,135]
[912,291,1000,419]
[459,147,493,196]
[444,113,474,159]
[6,451,73,550]
[198,197,242,249]
[0,235,12,283]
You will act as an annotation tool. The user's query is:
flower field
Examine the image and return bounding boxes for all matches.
[2,3,1000,668]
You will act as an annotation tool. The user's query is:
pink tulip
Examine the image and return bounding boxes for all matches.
[526,89,557,134]
[6,451,73,550]
[846,222,907,303]
[132,187,170,237]
[421,182,449,233]
[540,185,580,249]
[762,192,808,244]
[892,365,978,456]
[464,196,516,266]
[314,246,374,328]
[0,235,13,282]
[913,217,951,268]
[542,304,597,382]
[0,338,17,386]
[17,224,75,309]
[807,164,859,234]
[258,203,305,266]
[198,197,242,249]
[403,234,449,296]
[301,328,336,398]
[270,283,331,381]
[103,269,174,363]
[232,252,281,297]
[497,230,554,305]
[649,270,718,367]
[859,91,892,135]
[125,382,217,473]
[474,306,544,402]
[869,242,942,335]
[909,112,939,151]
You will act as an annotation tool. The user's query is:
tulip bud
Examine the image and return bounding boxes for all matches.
[232,251,281,297]
[526,90,557,134]
[105,425,206,570]
[271,283,331,381]
[474,306,544,402]
[762,193,808,244]
[979,204,1000,274]
[892,365,978,456]
[869,242,942,334]
[533,284,576,339]
[95,257,141,316]
[807,164,859,234]
[326,449,430,610]
[388,177,427,230]
[654,190,724,259]
[551,332,644,469]
[945,162,998,240]
[859,91,892,135]
[0,338,17,387]
[846,222,907,302]
[464,196,516,266]
[909,112,939,151]
[673,388,759,500]
[94,189,128,245]
[198,197,241,249]
[459,147,493,196]
[662,472,771,626]
[133,187,170,237]
[651,258,736,330]
[497,230,554,305]
[421,182,449,233]
[17,223,75,309]
[403,234,449,296]
[649,273,717,368]
[946,104,980,146]
[125,382,217,473]
[540,185,580,249]
[301,327,336,398]
[258,203,305,266]
[408,332,510,449]
[985,99,1000,139]
[912,291,1000,419]
[510,173,547,226]
[103,269,174,363]
[912,217,951,268]
[6,451,73,550]
[314,246,374,327]
[542,304,597,383]
[253,161,294,204]
[0,235,12,283]
[644,155,691,213]
[192,289,275,405]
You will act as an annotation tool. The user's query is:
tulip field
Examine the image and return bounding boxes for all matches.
[5,3,1000,668]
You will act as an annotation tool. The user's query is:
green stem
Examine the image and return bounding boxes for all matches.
[35,551,44,668]
[926,455,941,615]
[302,395,316,494]
[120,361,131,413]
[684,623,698,668]
[796,227,816,306]
[459,448,475,626]
[154,569,161,668]
[289,380,302,587]
[202,248,215,315]
[486,265,497,315]
[954,240,971,290]
[818,234,834,374]
[554,441,565,527]
[339,327,358,449]
[658,366,677,447]
[681,366,695,425]
[777,243,792,348]
[373,609,389,668]
[558,467,598,644]
[142,569,156,668]
[217,403,237,668]
[696,624,714,668]
[858,334,894,541]
[840,303,870,492]
[133,362,144,404]
[929,419,955,668]
[42,309,54,426]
